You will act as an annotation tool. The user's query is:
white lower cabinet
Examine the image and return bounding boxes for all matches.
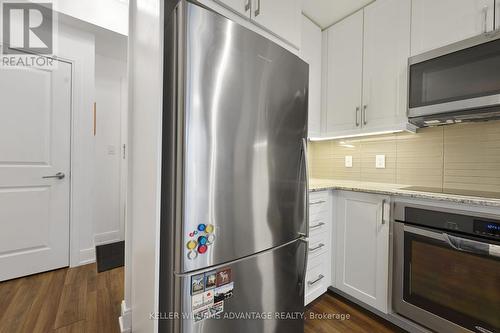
[305,191,332,305]
[333,191,390,313]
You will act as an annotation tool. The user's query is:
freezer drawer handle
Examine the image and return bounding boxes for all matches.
[309,222,325,230]
[310,200,326,205]
[309,243,325,252]
[308,274,324,286]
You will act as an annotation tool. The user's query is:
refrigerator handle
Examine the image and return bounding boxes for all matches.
[298,238,309,296]
[300,138,310,238]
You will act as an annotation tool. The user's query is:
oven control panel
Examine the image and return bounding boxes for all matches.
[474,220,500,238]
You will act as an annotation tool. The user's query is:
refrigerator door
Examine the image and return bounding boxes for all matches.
[173,239,307,333]
[179,2,309,273]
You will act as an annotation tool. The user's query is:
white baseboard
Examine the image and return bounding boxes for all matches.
[79,247,96,265]
[76,231,123,267]
[94,230,122,246]
[119,300,132,333]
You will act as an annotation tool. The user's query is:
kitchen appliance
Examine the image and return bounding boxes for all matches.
[393,202,500,333]
[159,1,309,332]
[408,31,500,127]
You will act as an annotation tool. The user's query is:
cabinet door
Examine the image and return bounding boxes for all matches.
[299,16,322,138]
[335,191,390,313]
[325,11,363,137]
[251,0,301,48]
[215,0,251,17]
[362,0,410,131]
[411,0,494,56]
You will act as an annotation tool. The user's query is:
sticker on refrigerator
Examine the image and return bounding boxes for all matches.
[204,270,217,290]
[192,289,214,311]
[193,298,224,323]
[216,268,232,286]
[193,307,210,323]
[209,301,224,317]
[214,282,234,303]
[191,273,204,295]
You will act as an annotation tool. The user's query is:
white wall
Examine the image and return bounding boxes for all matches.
[49,18,128,266]
[94,37,128,246]
[51,21,97,266]
[126,0,164,332]
[52,0,129,36]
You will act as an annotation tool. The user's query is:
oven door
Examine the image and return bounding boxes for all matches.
[408,33,500,118]
[393,222,500,333]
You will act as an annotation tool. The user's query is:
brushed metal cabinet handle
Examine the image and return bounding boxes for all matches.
[363,105,368,125]
[308,274,325,286]
[310,200,326,205]
[254,0,260,16]
[42,172,65,180]
[356,106,360,127]
[483,6,489,33]
[382,199,386,225]
[310,222,325,230]
[244,0,250,12]
[309,243,325,252]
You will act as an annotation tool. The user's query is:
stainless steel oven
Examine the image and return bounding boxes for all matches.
[393,203,500,333]
[408,31,500,127]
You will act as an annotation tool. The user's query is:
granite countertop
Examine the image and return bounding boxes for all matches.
[309,178,500,208]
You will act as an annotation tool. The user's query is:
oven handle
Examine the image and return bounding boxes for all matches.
[442,233,500,259]
[403,225,500,258]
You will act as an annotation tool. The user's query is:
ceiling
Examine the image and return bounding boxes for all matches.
[303,0,375,29]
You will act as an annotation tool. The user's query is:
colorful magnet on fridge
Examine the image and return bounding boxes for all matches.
[207,234,215,244]
[197,224,206,232]
[205,224,214,233]
[188,250,198,260]
[187,240,197,250]
[198,236,207,245]
[198,244,208,254]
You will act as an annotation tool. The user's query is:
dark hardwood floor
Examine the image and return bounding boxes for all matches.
[305,292,406,333]
[0,264,123,333]
[1,265,403,333]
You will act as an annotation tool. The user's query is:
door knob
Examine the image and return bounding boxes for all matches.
[42,172,65,180]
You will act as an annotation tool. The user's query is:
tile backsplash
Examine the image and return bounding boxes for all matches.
[308,120,500,192]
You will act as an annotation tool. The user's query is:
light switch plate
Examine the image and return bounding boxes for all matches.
[376,155,386,169]
[345,155,353,168]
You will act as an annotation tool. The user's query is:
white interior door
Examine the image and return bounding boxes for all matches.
[0,60,72,281]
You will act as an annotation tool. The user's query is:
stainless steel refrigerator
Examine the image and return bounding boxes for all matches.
[159,1,309,332]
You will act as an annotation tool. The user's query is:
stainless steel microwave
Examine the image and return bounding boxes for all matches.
[408,31,500,127]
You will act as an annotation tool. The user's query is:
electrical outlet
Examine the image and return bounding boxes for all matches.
[376,155,386,169]
[345,155,353,168]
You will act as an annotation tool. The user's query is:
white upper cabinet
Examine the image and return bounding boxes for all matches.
[324,0,411,139]
[299,16,322,138]
[210,0,302,48]
[216,0,252,16]
[362,0,410,131]
[325,11,364,137]
[250,0,302,48]
[411,0,495,56]
[334,191,390,313]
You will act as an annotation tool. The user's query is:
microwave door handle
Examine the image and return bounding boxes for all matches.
[442,233,500,258]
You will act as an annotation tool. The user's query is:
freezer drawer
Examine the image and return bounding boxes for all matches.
[173,240,307,333]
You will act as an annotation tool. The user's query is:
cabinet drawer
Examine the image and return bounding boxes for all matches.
[305,255,328,304]
[309,191,329,222]
[309,218,328,236]
[308,231,327,259]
